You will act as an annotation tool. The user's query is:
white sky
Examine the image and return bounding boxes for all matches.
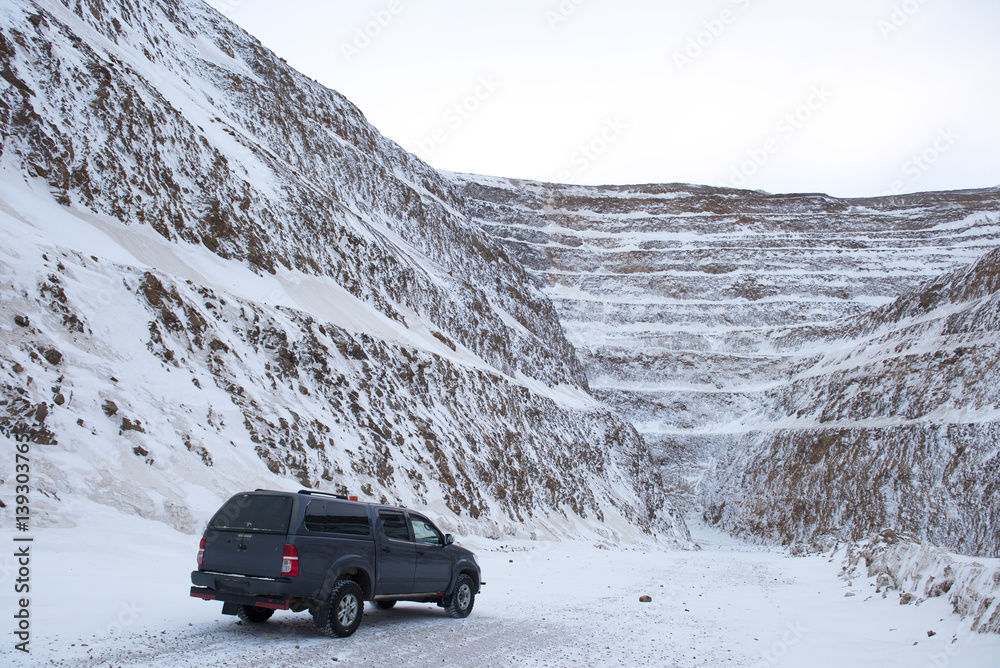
[205,0,1000,198]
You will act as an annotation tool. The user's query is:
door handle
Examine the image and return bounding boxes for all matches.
[383,546,391,553]
[417,550,426,556]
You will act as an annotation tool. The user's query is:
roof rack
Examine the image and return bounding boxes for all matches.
[297,489,350,500]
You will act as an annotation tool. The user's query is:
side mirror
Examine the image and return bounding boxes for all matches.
[445,534,454,545]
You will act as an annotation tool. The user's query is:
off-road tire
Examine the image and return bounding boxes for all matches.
[373,599,396,610]
[444,574,476,618]
[314,580,365,637]
[235,604,274,624]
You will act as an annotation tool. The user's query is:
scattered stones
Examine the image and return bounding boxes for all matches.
[42,348,62,365]
[31,424,58,445]
[53,392,66,405]
[639,595,652,603]
[133,445,149,457]
[121,417,146,433]
[12,363,24,373]
[102,400,119,416]
[927,630,936,637]
[14,314,29,327]
[899,593,915,605]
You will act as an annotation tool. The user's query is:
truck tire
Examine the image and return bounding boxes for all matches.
[236,605,274,623]
[373,600,396,610]
[315,580,364,637]
[444,574,476,618]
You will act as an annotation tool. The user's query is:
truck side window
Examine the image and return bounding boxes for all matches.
[305,500,371,535]
[410,516,443,546]
[379,510,409,541]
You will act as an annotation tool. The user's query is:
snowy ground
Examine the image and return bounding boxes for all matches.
[3,506,999,667]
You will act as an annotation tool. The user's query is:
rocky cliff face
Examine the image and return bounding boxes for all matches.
[0,0,688,544]
[704,248,1000,556]
[0,0,580,388]
[453,174,1000,555]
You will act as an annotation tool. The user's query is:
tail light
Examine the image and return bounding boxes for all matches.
[197,537,206,569]
[282,544,299,577]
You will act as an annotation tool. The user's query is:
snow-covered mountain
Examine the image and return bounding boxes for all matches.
[453,175,1000,556]
[0,0,688,544]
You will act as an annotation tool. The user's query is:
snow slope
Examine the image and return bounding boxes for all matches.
[0,0,691,543]
[0,171,686,543]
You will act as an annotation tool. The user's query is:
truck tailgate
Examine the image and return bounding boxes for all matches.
[202,529,287,579]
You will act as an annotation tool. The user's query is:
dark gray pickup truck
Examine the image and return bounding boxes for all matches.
[190,489,482,637]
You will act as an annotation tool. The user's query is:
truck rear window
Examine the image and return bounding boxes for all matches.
[208,494,292,533]
[304,499,371,536]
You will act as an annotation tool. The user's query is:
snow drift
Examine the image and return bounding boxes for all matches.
[840,529,1000,634]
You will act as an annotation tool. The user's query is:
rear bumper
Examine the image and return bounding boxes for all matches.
[190,586,290,610]
[190,570,295,605]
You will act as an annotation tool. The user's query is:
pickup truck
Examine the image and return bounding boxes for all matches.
[190,489,483,637]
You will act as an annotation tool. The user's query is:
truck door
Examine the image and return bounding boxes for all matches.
[376,510,416,595]
[409,514,453,594]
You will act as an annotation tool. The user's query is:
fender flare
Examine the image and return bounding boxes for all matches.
[447,558,481,597]
[318,555,375,601]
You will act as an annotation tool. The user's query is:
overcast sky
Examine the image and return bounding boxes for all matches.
[205,0,999,198]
